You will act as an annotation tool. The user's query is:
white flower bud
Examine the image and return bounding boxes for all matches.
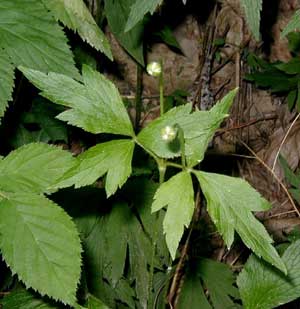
[146,61,162,77]
[161,125,177,142]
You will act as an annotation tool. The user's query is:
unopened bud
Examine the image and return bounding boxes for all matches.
[161,125,177,142]
[146,61,162,77]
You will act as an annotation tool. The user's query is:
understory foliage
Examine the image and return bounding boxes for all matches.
[0,0,300,308]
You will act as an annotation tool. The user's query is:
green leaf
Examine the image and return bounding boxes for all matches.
[57,139,134,197]
[152,171,194,259]
[194,171,287,274]
[19,65,134,136]
[282,10,300,38]
[0,0,79,79]
[88,294,109,309]
[42,0,112,60]
[138,89,237,166]
[154,26,182,51]
[0,49,14,119]
[104,0,144,65]
[237,240,300,309]
[177,270,211,309]
[0,288,61,308]
[0,192,82,305]
[125,0,163,32]
[240,0,262,40]
[197,258,240,309]
[0,143,75,194]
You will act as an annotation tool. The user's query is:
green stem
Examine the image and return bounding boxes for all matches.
[159,60,164,116]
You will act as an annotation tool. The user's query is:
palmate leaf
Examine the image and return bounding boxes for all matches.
[194,171,286,273]
[138,89,237,167]
[57,139,134,197]
[0,143,75,194]
[0,192,82,305]
[42,0,112,60]
[240,0,262,40]
[20,65,134,136]
[104,0,144,65]
[0,49,14,119]
[152,171,194,259]
[125,0,163,32]
[237,240,300,309]
[0,0,79,79]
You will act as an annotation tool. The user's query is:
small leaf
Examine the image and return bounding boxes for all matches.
[0,49,14,120]
[197,258,240,308]
[152,171,194,259]
[237,240,300,309]
[104,0,144,65]
[125,0,163,32]
[19,65,134,136]
[282,10,300,38]
[0,0,79,79]
[240,0,262,40]
[138,89,237,166]
[0,143,75,194]
[88,294,109,309]
[194,171,287,274]
[42,0,113,60]
[0,192,82,305]
[57,139,135,197]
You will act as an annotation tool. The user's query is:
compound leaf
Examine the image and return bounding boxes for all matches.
[138,89,237,166]
[237,240,300,309]
[57,139,135,197]
[152,171,194,259]
[42,0,112,60]
[0,143,75,194]
[240,0,262,40]
[0,49,14,119]
[125,0,163,32]
[194,171,286,274]
[0,192,82,305]
[20,65,134,136]
[104,0,144,65]
[0,0,79,79]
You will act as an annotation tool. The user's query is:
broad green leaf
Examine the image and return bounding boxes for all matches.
[177,270,211,309]
[0,0,79,79]
[194,171,286,274]
[237,240,300,309]
[104,0,144,65]
[197,258,240,309]
[138,89,237,166]
[282,10,300,38]
[0,288,60,308]
[0,143,75,194]
[57,139,134,197]
[20,65,134,136]
[0,192,82,305]
[125,0,163,32]
[152,171,194,259]
[0,49,14,119]
[240,0,262,40]
[42,0,112,60]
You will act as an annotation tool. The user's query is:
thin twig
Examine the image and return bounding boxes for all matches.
[272,113,300,172]
[241,141,300,217]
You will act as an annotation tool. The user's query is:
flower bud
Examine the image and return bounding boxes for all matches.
[146,61,162,77]
[161,125,177,142]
